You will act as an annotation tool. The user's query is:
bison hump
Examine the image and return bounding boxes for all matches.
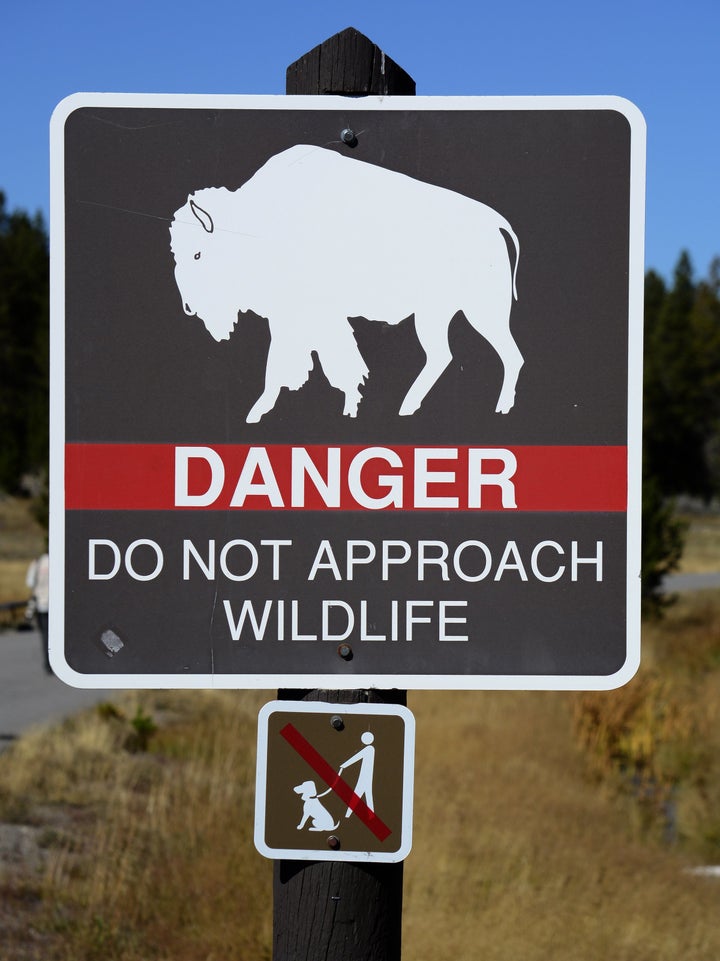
[247,145,505,225]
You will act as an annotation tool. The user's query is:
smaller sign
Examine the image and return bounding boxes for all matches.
[255,701,415,862]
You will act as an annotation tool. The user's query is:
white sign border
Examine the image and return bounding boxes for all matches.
[49,94,645,692]
[254,700,415,863]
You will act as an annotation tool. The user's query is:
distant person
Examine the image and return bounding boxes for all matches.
[26,552,50,673]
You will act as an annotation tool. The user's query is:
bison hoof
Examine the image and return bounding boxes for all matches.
[246,406,265,423]
[342,388,362,417]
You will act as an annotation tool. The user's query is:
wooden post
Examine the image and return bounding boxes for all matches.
[274,688,407,961]
[286,27,415,96]
[273,28,415,961]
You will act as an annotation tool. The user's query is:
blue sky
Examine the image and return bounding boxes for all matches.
[2,0,718,281]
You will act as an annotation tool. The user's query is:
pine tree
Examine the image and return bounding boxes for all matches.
[643,252,714,498]
[690,257,720,490]
[0,192,49,492]
[641,473,685,617]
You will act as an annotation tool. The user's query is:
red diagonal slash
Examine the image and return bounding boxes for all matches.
[280,723,391,842]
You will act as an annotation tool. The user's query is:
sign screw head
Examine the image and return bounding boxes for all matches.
[340,128,357,147]
[337,643,353,661]
[330,715,344,731]
[327,835,341,850]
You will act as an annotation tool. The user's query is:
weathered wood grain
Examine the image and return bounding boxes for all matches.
[286,27,416,96]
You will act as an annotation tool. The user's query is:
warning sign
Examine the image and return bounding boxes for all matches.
[50,94,645,691]
[255,701,415,862]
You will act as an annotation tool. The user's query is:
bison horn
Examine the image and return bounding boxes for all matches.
[190,199,214,234]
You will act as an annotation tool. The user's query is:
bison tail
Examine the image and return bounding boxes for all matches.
[500,225,520,301]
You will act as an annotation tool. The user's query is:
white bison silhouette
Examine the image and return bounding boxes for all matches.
[170,145,522,423]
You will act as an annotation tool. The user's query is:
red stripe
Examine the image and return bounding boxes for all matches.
[279,723,392,842]
[64,443,627,511]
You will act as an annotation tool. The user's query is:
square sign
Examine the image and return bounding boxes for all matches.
[49,94,645,690]
[255,701,415,862]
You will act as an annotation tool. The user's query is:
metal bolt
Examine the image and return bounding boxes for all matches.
[327,835,341,850]
[337,643,353,661]
[330,715,344,731]
[340,128,357,146]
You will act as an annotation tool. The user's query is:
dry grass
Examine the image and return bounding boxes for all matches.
[1,644,720,958]
[0,560,34,610]
[407,688,720,961]
[679,513,720,573]
[0,690,273,961]
[0,495,45,606]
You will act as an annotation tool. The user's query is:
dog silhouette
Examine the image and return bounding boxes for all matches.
[294,779,339,832]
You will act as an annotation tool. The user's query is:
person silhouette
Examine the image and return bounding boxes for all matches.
[338,732,375,817]
[26,552,50,674]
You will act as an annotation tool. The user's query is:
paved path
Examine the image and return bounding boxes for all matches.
[663,571,720,592]
[0,627,114,746]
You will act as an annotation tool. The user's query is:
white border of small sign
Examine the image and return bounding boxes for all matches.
[254,700,415,863]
